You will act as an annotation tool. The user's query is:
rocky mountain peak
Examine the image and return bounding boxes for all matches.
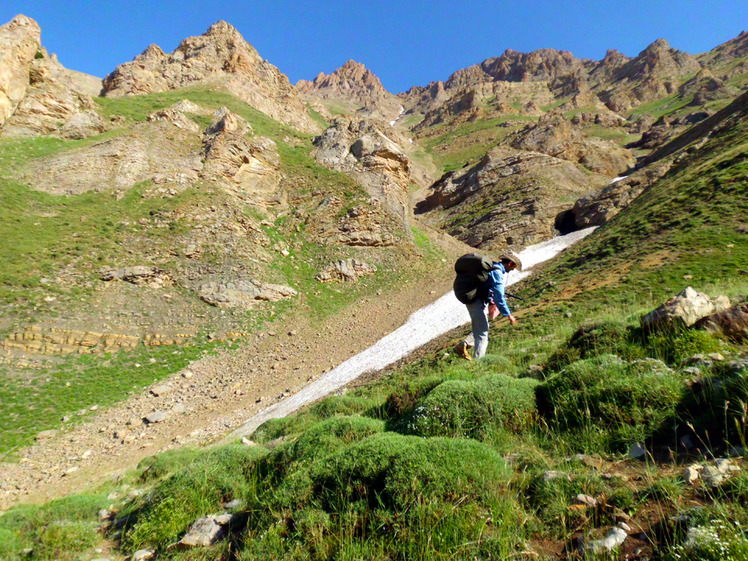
[298,59,389,96]
[297,59,401,122]
[136,44,166,62]
[205,19,242,38]
[102,20,318,132]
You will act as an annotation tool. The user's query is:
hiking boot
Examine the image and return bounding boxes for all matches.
[454,340,472,361]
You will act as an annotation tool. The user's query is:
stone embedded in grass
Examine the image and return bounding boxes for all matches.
[641,286,726,331]
[587,526,628,554]
[178,515,230,547]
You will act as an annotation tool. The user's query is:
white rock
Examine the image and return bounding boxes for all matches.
[131,550,155,561]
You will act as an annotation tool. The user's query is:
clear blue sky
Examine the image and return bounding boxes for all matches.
[2,1,746,94]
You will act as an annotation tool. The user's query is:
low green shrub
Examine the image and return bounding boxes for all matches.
[537,355,687,452]
[272,416,384,466]
[402,374,540,438]
[674,362,748,448]
[311,433,509,509]
[119,444,268,551]
[0,494,109,561]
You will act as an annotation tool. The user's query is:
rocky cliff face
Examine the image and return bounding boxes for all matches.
[415,146,601,250]
[0,15,105,138]
[102,21,319,133]
[0,15,42,128]
[312,117,412,226]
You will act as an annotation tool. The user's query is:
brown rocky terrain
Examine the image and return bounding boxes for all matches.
[102,21,319,134]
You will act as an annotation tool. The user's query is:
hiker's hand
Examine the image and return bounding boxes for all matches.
[508,314,517,325]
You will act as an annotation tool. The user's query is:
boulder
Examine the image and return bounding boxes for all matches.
[695,302,748,341]
[641,287,724,331]
[315,258,377,283]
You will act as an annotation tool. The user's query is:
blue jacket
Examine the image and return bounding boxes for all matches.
[483,262,511,316]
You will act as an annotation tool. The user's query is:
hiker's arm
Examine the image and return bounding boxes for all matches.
[487,269,511,317]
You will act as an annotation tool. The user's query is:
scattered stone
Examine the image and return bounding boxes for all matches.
[701,465,726,486]
[224,499,242,510]
[588,526,628,554]
[617,522,632,532]
[683,465,701,485]
[241,437,257,446]
[543,470,569,482]
[150,384,174,397]
[574,494,598,508]
[628,443,647,459]
[172,403,187,414]
[144,410,168,424]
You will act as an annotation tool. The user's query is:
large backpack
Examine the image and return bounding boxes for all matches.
[453,253,494,304]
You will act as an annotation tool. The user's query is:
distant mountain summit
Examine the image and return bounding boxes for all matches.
[297,60,402,122]
[102,20,319,133]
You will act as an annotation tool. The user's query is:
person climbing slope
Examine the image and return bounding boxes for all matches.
[453,251,522,359]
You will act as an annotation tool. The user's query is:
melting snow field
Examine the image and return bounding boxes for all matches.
[226,227,596,440]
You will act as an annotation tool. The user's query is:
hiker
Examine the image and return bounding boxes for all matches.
[453,251,522,360]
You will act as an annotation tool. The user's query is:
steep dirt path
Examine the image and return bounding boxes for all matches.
[0,233,471,510]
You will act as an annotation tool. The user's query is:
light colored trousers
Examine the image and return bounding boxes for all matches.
[466,300,489,359]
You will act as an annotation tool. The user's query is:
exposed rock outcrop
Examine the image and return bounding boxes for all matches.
[198,280,297,308]
[416,146,603,250]
[509,113,635,176]
[102,21,318,133]
[571,162,672,228]
[99,266,175,287]
[0,15,105,138]
[201,108,285,208]
[25,120,202,194]
[313,118,411,224]
[315,258,377,283]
